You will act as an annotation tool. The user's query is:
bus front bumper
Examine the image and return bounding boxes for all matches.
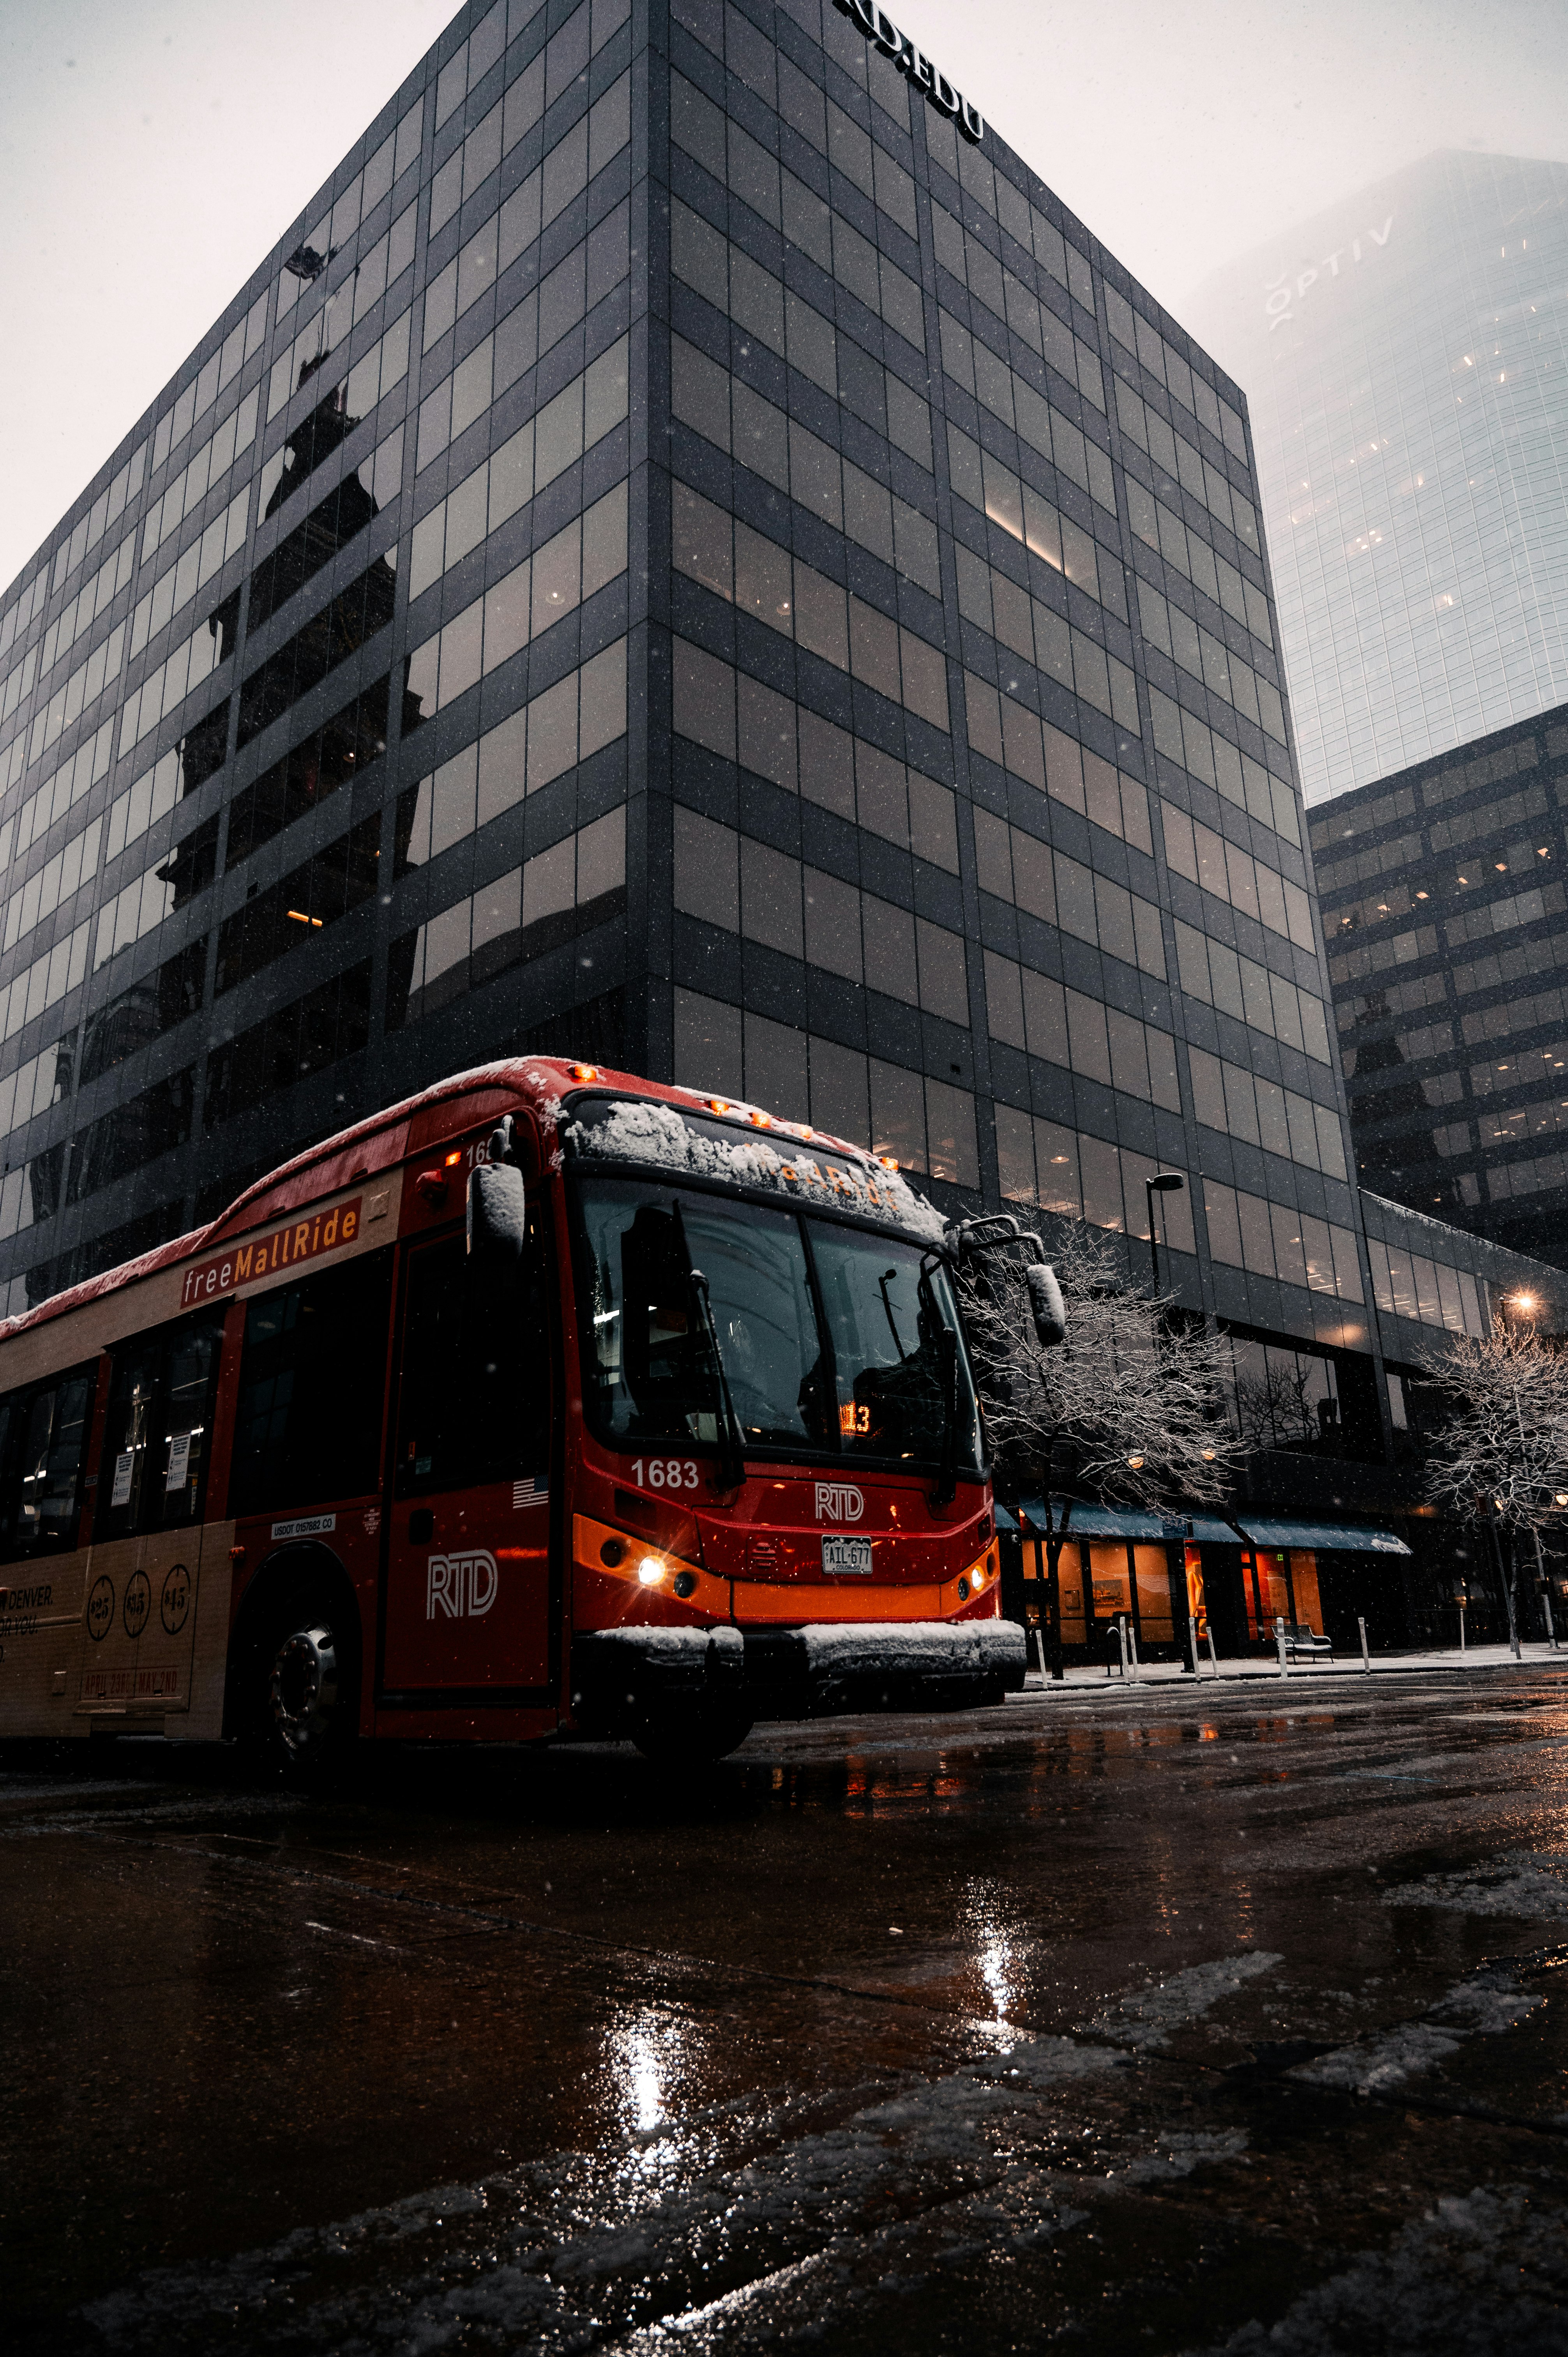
[571,1619,1024,1729]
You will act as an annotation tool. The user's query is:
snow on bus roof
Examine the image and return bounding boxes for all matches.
[0,1058,936,1342]
[566,1097,946,1240]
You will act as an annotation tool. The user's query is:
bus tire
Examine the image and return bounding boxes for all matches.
[631,1703,754,1764]
[241,1576,360,1784]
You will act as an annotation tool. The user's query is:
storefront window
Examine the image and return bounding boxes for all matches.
[1242,1546,1293,1639]
[1086,1539,1131,1620]
[1133,1543,1174,1642]
[1184,1542,1208,1640]
[1290,1550,1323,1633]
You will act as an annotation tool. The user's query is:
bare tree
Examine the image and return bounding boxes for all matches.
[960,1222,1241,1668]
[1422,1319,1568,1659]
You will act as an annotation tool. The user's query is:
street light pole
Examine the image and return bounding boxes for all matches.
[1145,1172,1184,1298]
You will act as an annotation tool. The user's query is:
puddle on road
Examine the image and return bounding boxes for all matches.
[76,2027,1130,2355]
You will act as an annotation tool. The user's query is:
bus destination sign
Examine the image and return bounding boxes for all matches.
[180,1198,363,1308]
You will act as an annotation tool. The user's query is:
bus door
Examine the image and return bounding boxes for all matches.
[380,1215,553,1700]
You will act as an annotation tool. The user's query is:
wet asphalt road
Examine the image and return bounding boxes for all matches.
[5,1665,1568,2357]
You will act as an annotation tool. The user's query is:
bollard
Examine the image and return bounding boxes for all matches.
[1358,1615,1370,1674]
[1188,1614,1201,1677]
[1459,1602,1466,1654]
[1117,1615,1129,1679]
[1207,1627,1220,1679]
[1274,1616,1290,1677]
[1128,1622,1141,1682]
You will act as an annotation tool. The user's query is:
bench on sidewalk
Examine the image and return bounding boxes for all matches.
[1277,1620,1333,1663]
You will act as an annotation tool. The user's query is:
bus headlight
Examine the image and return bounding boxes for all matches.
[637,1556,666,1586]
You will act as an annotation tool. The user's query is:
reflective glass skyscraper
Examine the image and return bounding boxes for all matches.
[4,0,1564,1621]
[1187,150,1568,805]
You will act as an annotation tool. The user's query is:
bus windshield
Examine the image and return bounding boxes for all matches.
[572,1175,982,1474]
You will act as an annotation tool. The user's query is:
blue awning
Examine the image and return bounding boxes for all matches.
[1235,1516,1411,1558]
[1017,1498,1238,1544]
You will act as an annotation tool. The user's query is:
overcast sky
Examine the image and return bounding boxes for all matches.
[2,0,1564,592]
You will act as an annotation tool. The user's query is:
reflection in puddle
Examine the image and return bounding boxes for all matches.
[606,2007,694,2159]
[962,1879,1027,2036]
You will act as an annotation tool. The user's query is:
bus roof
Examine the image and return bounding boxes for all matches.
[0,1057,905,1346]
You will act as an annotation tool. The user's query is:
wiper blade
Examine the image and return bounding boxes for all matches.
[920,1251,960,1507]
[688,1268,747,1491]
[672,1202,745,1491]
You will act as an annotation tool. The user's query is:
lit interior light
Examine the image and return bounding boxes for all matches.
[1201,1447,1218,1461]
[637,1557,665,1586]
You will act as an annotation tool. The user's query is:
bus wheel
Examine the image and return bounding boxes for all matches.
[245,1590,358,1782]
[631,1704,754,1764]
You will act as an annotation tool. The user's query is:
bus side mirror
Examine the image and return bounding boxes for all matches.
[1027,1263,1066,1349]
[467,1160,527,1270]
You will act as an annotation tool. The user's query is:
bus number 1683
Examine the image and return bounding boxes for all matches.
[631,1458,700,1491]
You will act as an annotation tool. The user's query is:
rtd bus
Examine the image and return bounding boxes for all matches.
[0,1059,1048,1767]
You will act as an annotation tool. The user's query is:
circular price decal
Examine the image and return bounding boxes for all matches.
[122,1569,151,1640]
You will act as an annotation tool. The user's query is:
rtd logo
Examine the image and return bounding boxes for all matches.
[814,1483,865,1523]
[426,1551,499,1619]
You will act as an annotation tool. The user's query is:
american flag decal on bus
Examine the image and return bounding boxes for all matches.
[512,1477,548,1509]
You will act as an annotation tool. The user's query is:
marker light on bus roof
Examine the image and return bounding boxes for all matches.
[708,1098,730,1115]
[443,1150,462,1168]
[879,1155,899,1171]
[572,1063,598,1080]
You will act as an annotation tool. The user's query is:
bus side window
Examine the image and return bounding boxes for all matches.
[98,1311,226,1542]
[395,1204,549,1495]
[0,1366,95,1562]
[229,1249,393,1518]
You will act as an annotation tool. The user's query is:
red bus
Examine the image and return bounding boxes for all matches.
[0,1058,1043,1767]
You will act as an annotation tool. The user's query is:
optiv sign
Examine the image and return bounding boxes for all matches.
[832,0,985,145]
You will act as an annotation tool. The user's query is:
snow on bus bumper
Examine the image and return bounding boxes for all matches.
[570,1625,747,1731]
[741,1619,1025,1719]
[570,1618,1024,1728]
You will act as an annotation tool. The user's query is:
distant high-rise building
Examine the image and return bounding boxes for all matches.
[1185,150,1568,805]
[1313,699,1568,1269]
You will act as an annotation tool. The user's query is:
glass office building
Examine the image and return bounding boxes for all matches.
[1315,699,1568,1269]
[1185,150,1568,806]
[2,0,1563,1645]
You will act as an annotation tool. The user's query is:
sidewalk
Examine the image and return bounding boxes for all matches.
[1010,1640,1568,1695]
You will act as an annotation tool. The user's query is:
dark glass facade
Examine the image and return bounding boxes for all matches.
[1315,700,1568,1270]
[2,0,1564,1643]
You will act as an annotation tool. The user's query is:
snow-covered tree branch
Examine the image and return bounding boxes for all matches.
[1421,1318,1568,1657]
[958,1221,1241,1512]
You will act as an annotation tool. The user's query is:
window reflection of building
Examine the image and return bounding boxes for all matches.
[1229,1334,1341,1454]
[228,355,421,852]
[1344,999,1469,1214]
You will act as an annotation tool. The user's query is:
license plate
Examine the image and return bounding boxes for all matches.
[822,1535,873,1577]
